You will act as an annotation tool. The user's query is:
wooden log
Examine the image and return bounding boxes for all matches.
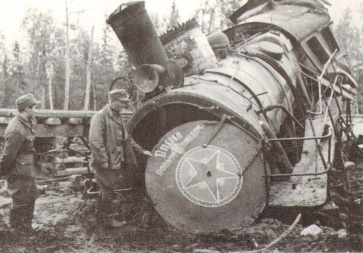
[67,118,83,125]
[0,117,11,124]
[44,118,61,125]
[0,109,95,118]
[54,156,86,164]
[56,167,93,177]
[0,197,12,209]
[34,124,84,138]
[0,109,133,122]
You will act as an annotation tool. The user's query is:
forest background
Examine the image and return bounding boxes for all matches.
[0,0,362,112]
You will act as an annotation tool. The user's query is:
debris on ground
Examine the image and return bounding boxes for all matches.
[300,224,323,236]
[0,190,363,252]
[1,163,363,252]
[0,197,11,209]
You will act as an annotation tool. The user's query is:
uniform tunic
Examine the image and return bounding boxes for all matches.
[89,105,144,201]
[0,114,39,208]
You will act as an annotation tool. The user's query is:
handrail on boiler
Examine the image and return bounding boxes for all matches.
[265,127,332,178]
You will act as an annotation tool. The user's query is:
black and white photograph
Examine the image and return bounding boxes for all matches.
[0,0,363,252]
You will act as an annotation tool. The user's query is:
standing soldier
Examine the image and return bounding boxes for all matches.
[89,89,152,228]
[0,94,41,233]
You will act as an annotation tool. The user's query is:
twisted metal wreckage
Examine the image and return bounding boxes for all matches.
[0,0,362,234]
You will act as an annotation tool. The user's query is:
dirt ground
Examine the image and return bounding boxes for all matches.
[1,168,363,253]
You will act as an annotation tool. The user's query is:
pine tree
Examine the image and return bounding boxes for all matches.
[334,7,363,112]
[21,8,66,109]
[167,0,181,30]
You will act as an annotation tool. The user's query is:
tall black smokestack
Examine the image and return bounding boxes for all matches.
[107,1,168,67]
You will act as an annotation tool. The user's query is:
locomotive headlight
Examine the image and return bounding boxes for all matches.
[132,64,166,93]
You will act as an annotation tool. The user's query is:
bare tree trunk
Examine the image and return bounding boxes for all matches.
[92,81,97,111]
[48,78,54,110]
[84,26,94,110]
[46,63,54,110]
[1,56,8,106]
[41,87,46,109]
[64,0,70,110]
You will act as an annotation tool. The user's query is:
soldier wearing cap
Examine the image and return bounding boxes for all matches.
[0,93,41,233]
[89,89,152,228]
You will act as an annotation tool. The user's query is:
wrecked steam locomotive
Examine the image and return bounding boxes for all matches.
[106,0,359,234]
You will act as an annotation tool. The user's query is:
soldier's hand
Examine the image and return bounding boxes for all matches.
[143,150,153,157]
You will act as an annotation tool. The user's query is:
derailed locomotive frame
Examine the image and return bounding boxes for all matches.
[107,0,359,233]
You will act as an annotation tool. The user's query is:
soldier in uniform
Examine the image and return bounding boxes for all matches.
[0,94,40,232]
[89,89,152,228]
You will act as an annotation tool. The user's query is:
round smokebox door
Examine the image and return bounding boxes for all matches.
[146,120,266,233]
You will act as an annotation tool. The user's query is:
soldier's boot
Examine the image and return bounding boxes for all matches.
[96,199,110,224]
[9,208,32,236]
[96,199,108,224]
[23,200,36,233]
[9,208,24,229]
[96,199,126,228]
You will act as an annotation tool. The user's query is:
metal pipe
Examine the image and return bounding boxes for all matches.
[267,164,332,178]
[268,128,332,141]
[307,112,328,170]
[106,1,168,67]
[257,104,304,130]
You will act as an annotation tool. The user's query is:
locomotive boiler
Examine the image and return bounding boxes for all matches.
[107,0,358,233]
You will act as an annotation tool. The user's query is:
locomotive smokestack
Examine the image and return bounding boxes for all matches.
[106,1,168,67]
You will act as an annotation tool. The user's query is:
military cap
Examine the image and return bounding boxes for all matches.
[15,94,41,111]
[108,89,130,102]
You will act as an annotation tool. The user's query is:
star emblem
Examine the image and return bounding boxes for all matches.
[184,150,238,202]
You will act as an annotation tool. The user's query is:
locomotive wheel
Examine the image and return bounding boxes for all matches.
[146,120,267,233]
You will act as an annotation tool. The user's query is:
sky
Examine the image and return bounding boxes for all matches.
[0,0,199,47]
[0,0,362,47]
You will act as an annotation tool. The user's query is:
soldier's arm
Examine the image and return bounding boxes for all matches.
[0,132,25,173]
[89,113,108,167]
[124,121,152,157]
[130,138,152,157]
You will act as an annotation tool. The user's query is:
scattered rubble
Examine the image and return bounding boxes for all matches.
[337,229,348,239]
[300,224,323,236]
[1,163,363,252]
